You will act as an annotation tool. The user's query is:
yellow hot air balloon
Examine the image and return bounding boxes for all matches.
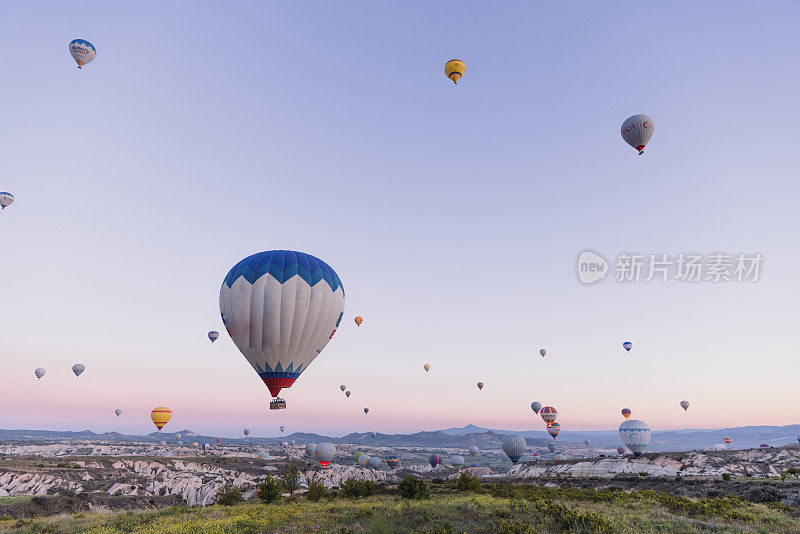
[444,59,465,84]
[354,316,363,326]
[151,407,172,431]
[423,363,431,373]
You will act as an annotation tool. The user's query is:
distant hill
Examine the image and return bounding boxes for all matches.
[1,424,798,452]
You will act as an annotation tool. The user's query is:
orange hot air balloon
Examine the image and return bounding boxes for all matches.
[354,316,363,326]
[621,408,631,420]
[723,437,732,445]
[151,407,172,431]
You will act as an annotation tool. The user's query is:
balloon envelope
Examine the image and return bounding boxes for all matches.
[547,443,557,453]
[531,401,542,414]
[540,406,557,426]
[345,390,351,398]
[306,443,317,456]
[0,192,14,209]
[219,251,345,400]
[315,442,336,467]
[150,407,172,431]
[477,382,484,390]
[368,456,381,469]
[622,342,632,352]
[34,368,46,379]
[539,349,546,357]
[354,316,363,326]
[621,408,631,419]
[444,59,465,84]
[617,446,626,456]
[386,456,400,470]
[69,39,96,68]
[468,446,479,458]
[72,364,85,377]
[208,331,219,342]
[548,423,561,439]
[243,429,250,436]
[680,400,690,411]
[279,426,286,433]
[428,454,441,468]
[619,419,651,457]
[114,409,122,417]
[723,437,733,445]
[358,454,371,466]
[424,364,431,373]
[621,115,654,154]
[364,408,369,414]
[450,455,465,467]
[502,435,526,464]
[340,385,346,392]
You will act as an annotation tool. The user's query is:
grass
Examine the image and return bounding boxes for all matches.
[1,484,799,533]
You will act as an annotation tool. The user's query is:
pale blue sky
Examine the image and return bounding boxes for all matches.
[1,2,798,438]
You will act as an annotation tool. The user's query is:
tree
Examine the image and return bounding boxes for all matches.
[282,464,301,496]
[399,476,430,500]
[306,481,327,501]
[453,472,482,492]
[215,484,243,506]
[257,474,283,504]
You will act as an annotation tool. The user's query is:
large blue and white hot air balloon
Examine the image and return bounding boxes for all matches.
[219,250,345,408]
[619,419,651,457]
[69,39,96,69]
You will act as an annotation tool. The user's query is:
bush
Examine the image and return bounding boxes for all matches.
[399,475,430,500]
[638,472,649,477]
[257,475,283,504]
[453,472,482,492]
[306,481,327,501]
[282,464,301,496]
[215,484,243,506]
[722,473,731,481]
[340,479,377,498]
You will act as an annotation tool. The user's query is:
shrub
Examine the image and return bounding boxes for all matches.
[215,484,243,506]
[638,472,649,477]
[306,481,327,501]
[399,475,430,500]
[722,473,731,481]
[453,472,482,492]
[340,479,377,498]
[282,464,301,496]
[257,475,283,503]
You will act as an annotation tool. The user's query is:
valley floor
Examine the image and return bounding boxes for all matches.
[3,484,800,533]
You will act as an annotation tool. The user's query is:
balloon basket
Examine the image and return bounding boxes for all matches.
[270,398,287,410]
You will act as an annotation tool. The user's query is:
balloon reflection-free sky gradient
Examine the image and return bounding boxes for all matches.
[1,1,798,438]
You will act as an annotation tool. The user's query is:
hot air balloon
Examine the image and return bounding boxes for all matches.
[192,442,199,447]
[584,439,591,447]
[547,443,557,453]
[444,59,465,84]
[345,390,351,398]
[340,385,346,392]
[424,364,431,373]
[208,331,219,342]
[370,431,376,438]
[714,443,727,451]
[548,423,561,439]
[622,342,632,352]
[219,251,345,410]
[450,455,465,467]
[358,454,371,466]
[621,408,631,419]
[619,419,651,457]
[368,456,381,469]
[354,316,363,326]
[468,446,479,459]
[680,400,690,411]
[531,401,542,414]
[354,452,364,461]
[257,452,269,460]
[617,446,626,456]
[477,382,484,390]
[502,435,526,464]
[34,368,46,380]
[151,407,172,431]
[216,438,222,445]
[175,433,182,441]
[723,437,733,446]
[532,452,541,459]
[428,454,441,468]
[72,364,85,377]
[363,408,369,414]
[386,456,400,470]
[540,406,557,427]
[69,39,96,69]
[759,443,770,448]
[539,349,546,358]
[203,443,210,453]
[243,428,251,437]
[306,443,317,457]
[115,409,122,417]
[315,442,336,468]
[621,115,654,155]
[0,192,14,210]
[797,435,800,444]
[279,426,286,434]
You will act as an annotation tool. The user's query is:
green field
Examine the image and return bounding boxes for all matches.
[3,481,800,533]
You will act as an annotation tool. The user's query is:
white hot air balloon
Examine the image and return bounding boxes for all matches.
[502,435,527,464]
[219,251,345,410]
[68,39,96,68]
[0,192,14,210]
[315,442,336,467]
[468,445,479,459]
[450,455,465,467]
[619,419,651,457]
[72,364,86,377]
[34,368,46,380]
[621,114,654,155]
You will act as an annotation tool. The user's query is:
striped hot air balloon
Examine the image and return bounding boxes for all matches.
[724,437,733,445]
[622,341,633,352]
[386,456,400,470]
[540,406,557,427]
[357,454,371,466]
[680,400,690,411]
[621,408,631,419]
[208,331,219,342]
[619,420,651,457]
[547,423,561,439]
[354,316,363,326]
[444,59,465,84]
[428,454,441,468]
[477,382,484,390]
[0,192,14,210]
[150,407,172,431]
